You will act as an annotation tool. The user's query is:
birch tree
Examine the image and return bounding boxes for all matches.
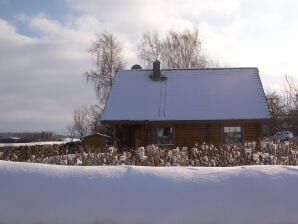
[138,27,211,69]
[138,31,162,68]
[85,32,124,103]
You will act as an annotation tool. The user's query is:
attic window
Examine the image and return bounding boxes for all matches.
[223,126,242,144]
[154,127,174,146]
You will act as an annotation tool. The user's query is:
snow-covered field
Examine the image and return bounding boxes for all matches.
[1,161,298,224]
[0,139,80,147]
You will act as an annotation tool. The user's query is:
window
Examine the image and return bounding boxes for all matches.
[155,127,174,145]
[223,126,242,144]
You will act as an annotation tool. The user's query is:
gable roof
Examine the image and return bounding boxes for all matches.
[101,68,271,122]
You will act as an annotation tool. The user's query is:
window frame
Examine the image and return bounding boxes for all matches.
[223,126,243,144]
[154,126,174,146]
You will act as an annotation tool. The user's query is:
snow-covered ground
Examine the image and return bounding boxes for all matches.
[1,161,298,224]
[0,138,80,147]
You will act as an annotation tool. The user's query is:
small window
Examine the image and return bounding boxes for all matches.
[223,126,242,144]
[155,127,174,145]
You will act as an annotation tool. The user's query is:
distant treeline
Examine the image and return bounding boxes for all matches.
[0,131,65,143]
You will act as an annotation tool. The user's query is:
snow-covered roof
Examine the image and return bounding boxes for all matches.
[101,68,271,121]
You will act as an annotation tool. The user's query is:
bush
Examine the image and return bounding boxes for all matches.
[1,141,298,167]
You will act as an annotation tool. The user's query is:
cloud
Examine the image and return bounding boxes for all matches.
[0,17,98,133]
[200,0,298,91]
[65,0,240,67]
[66,0,298,88]
[1,0,298,132]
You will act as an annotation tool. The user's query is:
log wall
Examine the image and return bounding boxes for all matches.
[112,121,266,148]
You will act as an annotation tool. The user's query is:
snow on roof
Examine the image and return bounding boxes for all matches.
[102,68,271,121]
[83,133,110,138]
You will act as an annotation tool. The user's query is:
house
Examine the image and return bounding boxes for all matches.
[101,61,271,147]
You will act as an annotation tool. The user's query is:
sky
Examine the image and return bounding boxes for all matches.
[0,0,297,134]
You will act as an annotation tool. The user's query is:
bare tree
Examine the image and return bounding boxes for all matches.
[266,91,286,134]
[67,105,108,139]
[138,27,210,69]
[85,32,124,103]
[66,125,76,139]
[283,74,298,111]
[282,75,298,134]
[162,28,207,68]
[71,107,89,139]
[265,76,297,135]
[87,104,106,134]
[138,31,163,68]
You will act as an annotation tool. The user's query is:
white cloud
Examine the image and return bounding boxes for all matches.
[65,0,241,67]
[0,17,98,133]
[199,0,298,91]
[1,0,298,132]
[66,0,298,88]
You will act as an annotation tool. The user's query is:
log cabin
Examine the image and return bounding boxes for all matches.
[101,61,271,148]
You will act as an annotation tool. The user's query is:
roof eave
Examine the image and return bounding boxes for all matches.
[101,118,271,124]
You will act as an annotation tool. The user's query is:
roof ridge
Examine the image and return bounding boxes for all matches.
[117,67,259,72]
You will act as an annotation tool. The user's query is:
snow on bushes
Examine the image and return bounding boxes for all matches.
[1,141,298,166]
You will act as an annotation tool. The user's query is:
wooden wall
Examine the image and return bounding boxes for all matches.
[82,134,107,152]
[114,121,265,148]
[174,123,222,146]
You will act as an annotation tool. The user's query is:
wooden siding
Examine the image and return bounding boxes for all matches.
[82,134,108,152]
[244,123,256,141]
[135,126,146,147]
[111,121,266,148]
[174,123,222,147]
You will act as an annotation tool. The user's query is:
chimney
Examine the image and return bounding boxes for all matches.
[152,60,161,80]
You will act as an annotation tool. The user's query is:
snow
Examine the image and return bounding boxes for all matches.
[0,139,80,147]
[1,160,298,224]
[102,68,271,121]
[9,136,21,140]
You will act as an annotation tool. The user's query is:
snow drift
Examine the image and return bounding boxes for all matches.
[0,139,80,147]
[1,161,298,224]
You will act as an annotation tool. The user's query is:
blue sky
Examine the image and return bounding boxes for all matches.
[0,0,297,133]
[0,0,71,20]
[0,0,76,36]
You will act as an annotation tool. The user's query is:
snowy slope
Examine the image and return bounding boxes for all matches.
[0,139,80,147]
[1,161,298,224]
